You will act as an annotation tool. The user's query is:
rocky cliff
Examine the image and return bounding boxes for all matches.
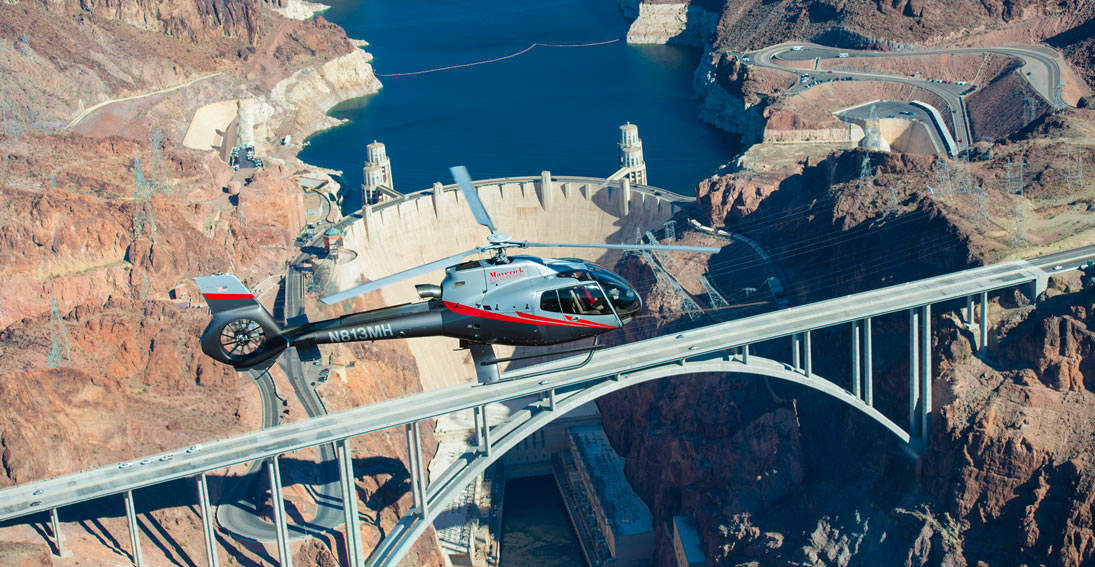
[0,2,438,565]
[598,146,1095,565]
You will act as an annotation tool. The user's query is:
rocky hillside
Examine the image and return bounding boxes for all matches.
[600,147,1095,565]
[0,2,442,566]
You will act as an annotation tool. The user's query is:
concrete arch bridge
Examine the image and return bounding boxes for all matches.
[2,234,1092,567]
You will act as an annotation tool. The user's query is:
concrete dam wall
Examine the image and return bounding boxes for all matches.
[334,175,685,391]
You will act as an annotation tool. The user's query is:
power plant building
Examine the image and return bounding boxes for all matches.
[671,515,706,567]
[566,425,655,567]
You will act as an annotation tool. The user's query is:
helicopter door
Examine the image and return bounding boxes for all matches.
[537,283,619,337]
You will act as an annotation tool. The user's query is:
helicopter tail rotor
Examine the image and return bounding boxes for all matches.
[194,274,288,369]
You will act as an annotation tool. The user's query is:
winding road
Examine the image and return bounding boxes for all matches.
[216,265,346,541]
[749,42,1071,153]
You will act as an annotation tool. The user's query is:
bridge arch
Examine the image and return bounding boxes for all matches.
[367,353,908,566]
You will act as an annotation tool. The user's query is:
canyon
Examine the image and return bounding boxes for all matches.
[0,0,1093,566]
[589,1,1095,565]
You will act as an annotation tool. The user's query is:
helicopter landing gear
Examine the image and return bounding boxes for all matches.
[465,342,501,384]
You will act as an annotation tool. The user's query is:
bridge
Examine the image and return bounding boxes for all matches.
[2,238,1093,566]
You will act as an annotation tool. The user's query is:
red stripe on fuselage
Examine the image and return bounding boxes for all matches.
[442,301,617,329]
[202,293,255,301]
[514,311,616,329]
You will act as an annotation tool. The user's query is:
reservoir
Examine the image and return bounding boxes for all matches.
[300,0,742,212]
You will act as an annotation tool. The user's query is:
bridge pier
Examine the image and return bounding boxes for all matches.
[196,473,218,567]
[792,334,800,370]
[406,422,429,516]
[804,331,813,378]
[864,318,873,407]
[49,507,68,557]
[336,439,364,567]
[852,319,875,406]
[852,322,861,398]
[123,490,144,567]
[267,456,293,567]
[979,291,989,355]
[920,305,932,442]
[909,309,920,437]
[908,306,934,443]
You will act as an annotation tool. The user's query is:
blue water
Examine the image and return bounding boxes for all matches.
[300,0,742,211]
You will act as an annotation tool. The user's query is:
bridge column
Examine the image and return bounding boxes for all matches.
[412,422,429,517]
[792,334,801,370]
[979,291,989,354]
[548,388,556,411]
[196,473,219,567]
[405,424,424,517]
[49,507,68,557]
[965,295,975,325]
[852,321,861,398]
[474,405,493,458]
[267,456,293,567]
[742,344,749,365]
[864,317,873,407]
[123,490,144,567]
[909,309,920,436]
[920,305,932,442]
[803,331,813,378]
[335,439,364,567]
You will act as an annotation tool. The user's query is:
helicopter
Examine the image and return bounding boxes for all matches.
[195,166,722,382]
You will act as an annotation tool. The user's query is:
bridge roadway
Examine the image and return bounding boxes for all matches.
[3,246,1095,560]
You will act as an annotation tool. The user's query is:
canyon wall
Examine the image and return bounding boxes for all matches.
[599,148,1095,565]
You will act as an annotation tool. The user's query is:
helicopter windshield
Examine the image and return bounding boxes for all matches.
[557,264,641,319]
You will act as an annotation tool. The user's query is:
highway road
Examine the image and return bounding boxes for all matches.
[3,245,1094,525]
[749,42,1071,153]
[216,266,346,541]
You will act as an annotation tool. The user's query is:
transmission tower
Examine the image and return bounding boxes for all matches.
[857,153,873,196]
[955,153,974,194]
[699,273,730,310]
[147,129,171,194]
[887,185,898,207]
[971,184,990,229]
[1022,95,1035,126]
[1065,145,1085,191]
[20,33,28,56]
[47,296,71,368]
[932,158,952,197]
[1011,202,1027,246]
[663,220,676,242]
[132,153,157,242]
[1004,157,1025,195]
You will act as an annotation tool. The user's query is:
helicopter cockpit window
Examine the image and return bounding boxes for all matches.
[556,270,594,282]
[586,266,641,318]
[540,290,561,312]
[557,284,612,316]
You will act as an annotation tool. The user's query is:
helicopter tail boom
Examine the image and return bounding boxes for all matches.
[195,274,288,369]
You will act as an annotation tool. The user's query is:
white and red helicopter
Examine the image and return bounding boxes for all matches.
[196,166,721,381]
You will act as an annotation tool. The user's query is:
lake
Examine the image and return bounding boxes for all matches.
[299,0,741,212]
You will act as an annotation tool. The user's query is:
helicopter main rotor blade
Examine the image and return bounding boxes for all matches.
[450,165,498,234]
[524,242,724,254]
[320,249,480,305]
